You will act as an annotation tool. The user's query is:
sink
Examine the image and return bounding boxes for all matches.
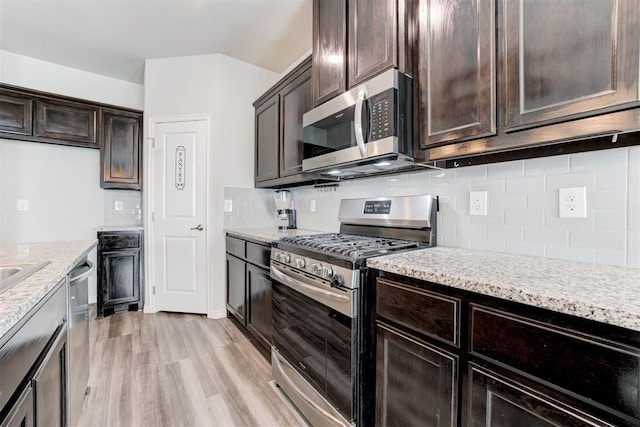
[0,261,52,295]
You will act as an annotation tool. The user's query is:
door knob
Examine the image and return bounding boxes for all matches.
[190,224,204,231]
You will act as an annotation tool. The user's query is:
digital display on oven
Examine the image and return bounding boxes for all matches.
[363,200,392,214]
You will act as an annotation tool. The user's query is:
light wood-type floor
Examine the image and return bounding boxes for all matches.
[78,311,303,427]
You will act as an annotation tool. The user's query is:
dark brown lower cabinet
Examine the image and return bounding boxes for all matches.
[97,231,143,317]
[374,271,640,427]
[376,323,457,427]
[225,234,273,354]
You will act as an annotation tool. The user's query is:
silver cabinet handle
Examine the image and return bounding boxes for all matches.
[354,87,368,157]
[190,224,204,231]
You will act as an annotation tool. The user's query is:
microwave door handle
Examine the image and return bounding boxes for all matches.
[354,87,368,157]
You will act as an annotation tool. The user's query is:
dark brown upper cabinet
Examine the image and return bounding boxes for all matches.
[503,0,640,131]
[35,99,99,148]
[0,91,33,136]
[280,68,312,177]
[312,0,347,106]
[254,56,315,188]
[312,0,409,107]
[416,0,496,148]
[101,109,142,190]
[255,95,280,183]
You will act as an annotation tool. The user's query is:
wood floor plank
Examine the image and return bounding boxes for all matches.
[78,311,302,427]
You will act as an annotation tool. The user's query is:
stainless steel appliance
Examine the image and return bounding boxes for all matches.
[270,194,438,426]
[67,259,94,427]
[275,190,297,230]
[302,69,414,178]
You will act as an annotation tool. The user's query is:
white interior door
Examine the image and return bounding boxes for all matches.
[151,118,208,314]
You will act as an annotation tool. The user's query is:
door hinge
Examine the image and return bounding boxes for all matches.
[152,286,156,295]
[148,137,155,148]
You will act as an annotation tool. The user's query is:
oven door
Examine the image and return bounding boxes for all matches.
[271,262,355,423]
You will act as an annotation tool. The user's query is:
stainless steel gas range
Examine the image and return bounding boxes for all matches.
[270,194,438,427]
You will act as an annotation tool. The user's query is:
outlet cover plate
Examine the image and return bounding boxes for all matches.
[559,187,587,218]
[224,200,233,213]
[470,191,488,216]
[17,199,29,211]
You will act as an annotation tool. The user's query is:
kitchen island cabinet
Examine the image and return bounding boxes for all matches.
[369,248,640,427]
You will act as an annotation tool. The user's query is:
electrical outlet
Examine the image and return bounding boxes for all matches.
[114,200,124,211]
[17,199,29,211]
[224,200,233,213]
[559,187,587,218]
[470,191,488,216]
[310,199,317,212]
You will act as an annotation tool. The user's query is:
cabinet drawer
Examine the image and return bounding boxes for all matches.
[470,304,640,419]
[376,278,460,347]
[98,232,140,250]
[225,235,246,258]
[246,242,270,269]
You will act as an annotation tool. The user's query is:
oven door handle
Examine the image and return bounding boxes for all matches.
[270,264,353,317]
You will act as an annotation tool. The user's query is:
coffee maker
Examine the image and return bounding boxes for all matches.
[275,190,297,230]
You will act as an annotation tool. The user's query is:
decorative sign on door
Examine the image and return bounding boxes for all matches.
[175,146,186,190]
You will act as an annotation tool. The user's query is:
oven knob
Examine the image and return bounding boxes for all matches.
[331,274,345,288]
[283,254,291,263]
[275,252,281,262]
[295,258,306,269]
[321,266,333,279]
[312,263,322,275]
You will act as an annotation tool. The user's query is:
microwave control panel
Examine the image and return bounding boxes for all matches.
[369,89,396,141]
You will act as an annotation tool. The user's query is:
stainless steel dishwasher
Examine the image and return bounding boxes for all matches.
[67,259,94,427]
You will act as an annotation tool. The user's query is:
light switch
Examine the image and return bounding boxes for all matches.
[224,200,233,212]
[114,200,124,211]
[310,199,317,212]
[17,199,29,211]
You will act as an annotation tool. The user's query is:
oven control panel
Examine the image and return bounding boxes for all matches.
[271,249,358,289]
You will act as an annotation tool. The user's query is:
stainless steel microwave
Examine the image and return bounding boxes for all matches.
[302,69,414,177]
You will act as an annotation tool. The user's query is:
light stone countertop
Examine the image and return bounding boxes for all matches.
[367,247,640,332]
[0,240,97,339]
[96,225,144,232]
[225,227,326,244]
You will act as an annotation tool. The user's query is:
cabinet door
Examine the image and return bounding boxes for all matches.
[35,100,98,147]
[468,365,611,426]
[226,254,246,325]
[376,323,457,427]
[503,0,640,131]
[33,328,67,427]
[101,249,140,307]
[0,92,33,136]
[0,385,34,427]
[255,96,280,182]
[348,0,397,88]
[101,110,142,190]
[417,0,496,148]
[312,0,347,106]
[246,264,272,349]
[280,68,312,177]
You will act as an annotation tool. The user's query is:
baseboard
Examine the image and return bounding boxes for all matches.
[208,308,227,319]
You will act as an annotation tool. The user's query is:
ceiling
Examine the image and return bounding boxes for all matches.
[0,0,312,84]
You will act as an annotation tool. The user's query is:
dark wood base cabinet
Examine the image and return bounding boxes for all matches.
[97,230,144,317]
[373,271,640,427]
[225,234,273,353]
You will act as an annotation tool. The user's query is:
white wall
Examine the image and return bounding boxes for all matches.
[225,145,640,268]
[0,50,145,303]
[144,53,278,318]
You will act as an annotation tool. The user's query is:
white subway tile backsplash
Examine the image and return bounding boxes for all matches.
[224,145,637,268]
[525,155,569,176]
[546,173,596,191]
[571,146,627,172]
[505,176,545,193]
[487,225,523,242]
[488,161,524,179]
[545,246,596,263]
[524,227,568,246]
[505,209,544,227]
[569,229,626,251]
[596,170,627,190]
[594,211,627,231]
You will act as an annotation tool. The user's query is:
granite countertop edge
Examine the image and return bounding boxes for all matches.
[0,240,97,339]
[368,247,640,333]
[225,227,326,244]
